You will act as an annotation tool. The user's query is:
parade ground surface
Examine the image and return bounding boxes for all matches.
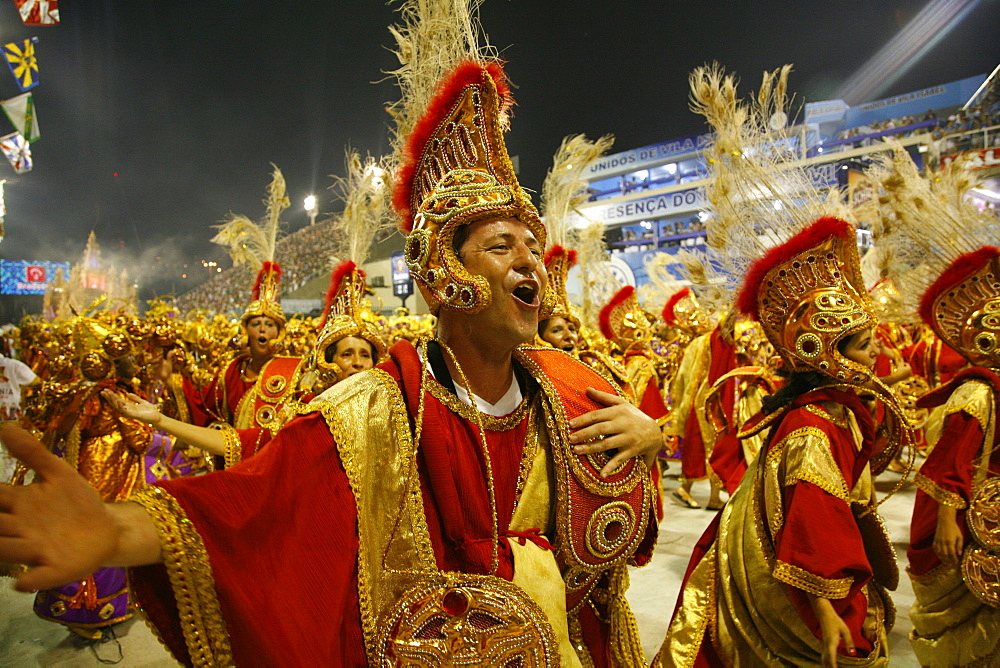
[0,473,921,667]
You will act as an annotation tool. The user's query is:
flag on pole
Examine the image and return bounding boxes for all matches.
[0,132,32,173]
[13,1,59,26]
[1,93,39,142]
[3,38,39,91]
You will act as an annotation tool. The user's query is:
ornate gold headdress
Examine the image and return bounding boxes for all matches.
[868,146,1000,368]
[311,150,392,378]
[599,285,652,351]
[538,245,579,328]
[388,4,543,315]
[211,165,290,332]
[313,261,387,374]
[662,287,712,336]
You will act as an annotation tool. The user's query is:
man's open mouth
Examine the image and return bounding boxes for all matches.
[258,337,269,345]
[512,282,539,307]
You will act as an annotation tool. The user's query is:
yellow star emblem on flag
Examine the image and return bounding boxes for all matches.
[4,37,39,92]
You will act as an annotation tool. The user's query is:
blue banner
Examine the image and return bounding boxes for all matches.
[0,259,70,294]
[586,133,713,179]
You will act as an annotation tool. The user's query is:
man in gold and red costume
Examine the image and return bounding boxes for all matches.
[0,57,662,666]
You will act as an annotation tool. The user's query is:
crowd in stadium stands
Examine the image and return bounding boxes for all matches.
[830,80,1000,154]
[174,219,345,315]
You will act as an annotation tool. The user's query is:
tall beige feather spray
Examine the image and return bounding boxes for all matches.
[867,144,998,313]
[329,150,394,267]
[386,0,494,156]
[689,63,852,298]
[541,133,615,249]
[211,165,290,270]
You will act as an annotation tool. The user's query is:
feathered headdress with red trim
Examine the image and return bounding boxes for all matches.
[599,285,650,347]
[662,287,692,326]
[314,260,386,370]
[386,1,542,315]
[539,244,580,327]
[243,260,285,328]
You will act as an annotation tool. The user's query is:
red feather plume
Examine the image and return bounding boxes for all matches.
[735,217,854,318]
[599,285,635,340]
[393,60,512,233]
[662,287,692,325]
[543,245,577,268]
[251,261,282,300]
[919,246,1000,325]
[319,260,364,329]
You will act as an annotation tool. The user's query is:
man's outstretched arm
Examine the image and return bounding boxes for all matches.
[0,424,162,592]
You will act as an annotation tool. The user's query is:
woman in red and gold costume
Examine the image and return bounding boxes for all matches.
[657,65,908,667]
[181,260,304,464]
[869,147,1000,666]
[659,218,905,667]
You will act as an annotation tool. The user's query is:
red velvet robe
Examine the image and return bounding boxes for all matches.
[182,355,252,429]
[130,342,632,667]
[668,388,887,664]
[908,368,1000,576]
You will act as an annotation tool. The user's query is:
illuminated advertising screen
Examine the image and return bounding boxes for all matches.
[390,251,410,285]
[0,260,72,295]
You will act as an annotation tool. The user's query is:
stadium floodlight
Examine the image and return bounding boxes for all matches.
[304,195,318,226]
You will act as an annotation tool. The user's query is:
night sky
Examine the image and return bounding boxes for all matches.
[0,1,996,300]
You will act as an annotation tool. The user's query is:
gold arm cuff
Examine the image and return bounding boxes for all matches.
[772,559,853,600]
[915,472,967,509]
[214,423,241,469]
[129,486,233,666]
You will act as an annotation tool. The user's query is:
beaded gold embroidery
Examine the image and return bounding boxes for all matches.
[425,373,532,430]
[773,560,853,599]
[129,486,233,666]
[915,473,967,509]
[373,573,559,667]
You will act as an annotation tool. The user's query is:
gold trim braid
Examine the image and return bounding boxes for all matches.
[915,472,968,509]
[129,485,233,666]
[773,559,853,599]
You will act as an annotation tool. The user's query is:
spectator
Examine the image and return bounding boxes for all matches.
[0,350,39,482]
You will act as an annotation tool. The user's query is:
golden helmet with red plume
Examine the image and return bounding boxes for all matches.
[393,61,545,315]
[314,260,387,377]
[735,217,877,384]
[599,285,652,350]
[662,287,711,336]
[241,261,285,336]
[538,245,579,328]
[919,246,1000,368]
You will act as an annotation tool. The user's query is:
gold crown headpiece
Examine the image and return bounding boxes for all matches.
[314,260,387,374]
[599,285,652,349]
[242,261,285,333]
[662,287,712,336]
[919,247,1000,368]
[538,245,579,328]
[392,61,545,314]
